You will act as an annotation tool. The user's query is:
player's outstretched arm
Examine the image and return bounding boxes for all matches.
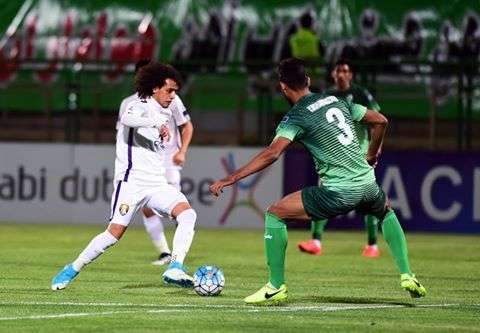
[210,137,292,196]
[361,110,388,166]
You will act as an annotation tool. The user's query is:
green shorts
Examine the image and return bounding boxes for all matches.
[301,182,386,220]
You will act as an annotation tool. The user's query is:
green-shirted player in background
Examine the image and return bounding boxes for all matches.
[298,59,382,258]
[210,58,426,305]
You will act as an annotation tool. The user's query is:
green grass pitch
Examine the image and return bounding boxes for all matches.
[0,224,479,332]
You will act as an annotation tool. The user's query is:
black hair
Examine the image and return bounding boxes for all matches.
[135,62,182,99]
[299,12,313,29]
[134,59,151,74]
[335,58,354,73]
[277,58,308,91]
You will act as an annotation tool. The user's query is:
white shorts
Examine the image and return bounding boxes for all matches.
[165,167,181,191]
[109,180,188,226]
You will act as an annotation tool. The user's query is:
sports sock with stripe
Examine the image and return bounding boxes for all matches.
[381,210,412,274]
[72,231,118,271]
[264,212,288,289]
[311,219,327,241]
[365,215,379,245]
[171,208,196,264]
[143,214,170,254]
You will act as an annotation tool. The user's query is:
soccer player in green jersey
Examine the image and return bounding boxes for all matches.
[298,59,382,258]
[210,58,426,305]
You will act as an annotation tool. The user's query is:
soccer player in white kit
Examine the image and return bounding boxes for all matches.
[119,61,194,266]
[142,96,193,265]
[51,62,197,289]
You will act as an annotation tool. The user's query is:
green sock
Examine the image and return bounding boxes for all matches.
[365,215,379,245]
[311,219,327,240]
[381,210,412,275]
[264,212,288,289]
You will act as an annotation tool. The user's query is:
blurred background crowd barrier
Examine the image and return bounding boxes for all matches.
[0,0,479,150]
[0,0,479,232]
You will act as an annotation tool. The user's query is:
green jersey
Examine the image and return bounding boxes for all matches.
[275,93,375,188]
[325,83,380,153]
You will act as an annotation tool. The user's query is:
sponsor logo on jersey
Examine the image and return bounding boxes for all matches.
[307,96,338,112]
[153,140,165,150]
[119,204,130,216]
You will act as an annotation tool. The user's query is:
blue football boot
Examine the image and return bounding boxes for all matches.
[51,264,79,290]
[162,261,194,288]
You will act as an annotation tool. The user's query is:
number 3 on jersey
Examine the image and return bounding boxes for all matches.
[326,108,353,146]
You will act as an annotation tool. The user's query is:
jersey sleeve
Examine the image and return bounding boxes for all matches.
[170,96,190,127]
[120,101,168,128]
[350,103,367,121]
[117,98,129,130]
[274,114,304,141]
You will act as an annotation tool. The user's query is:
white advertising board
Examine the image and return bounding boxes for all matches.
[0,143,283,228]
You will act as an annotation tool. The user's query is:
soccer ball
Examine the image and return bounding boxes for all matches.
[193,265,225,296]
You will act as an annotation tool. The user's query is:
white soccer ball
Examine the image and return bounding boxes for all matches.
[193,265,225,296]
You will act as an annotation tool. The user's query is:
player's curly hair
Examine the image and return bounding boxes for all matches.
[277,58,308,91]
[135,62,182,99]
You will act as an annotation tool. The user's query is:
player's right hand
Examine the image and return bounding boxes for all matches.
[210,177,235,197]
[159,124,170,142]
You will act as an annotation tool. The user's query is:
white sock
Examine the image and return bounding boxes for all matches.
[72,231,118,271]
[313,239,321,247]
[171,209,196,265]
[143,214,170,254]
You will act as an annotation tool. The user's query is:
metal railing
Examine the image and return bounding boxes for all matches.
[0,60,478,151]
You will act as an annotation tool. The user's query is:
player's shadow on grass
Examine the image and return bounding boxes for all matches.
[301,295,414,307]
[120,283,192,295]
[121,283,163,290]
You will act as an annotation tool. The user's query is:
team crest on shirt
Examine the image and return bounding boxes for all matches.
[281,115,289,123]
[119,204,130,216]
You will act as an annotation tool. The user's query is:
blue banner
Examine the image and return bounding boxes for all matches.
[284,149,480,233]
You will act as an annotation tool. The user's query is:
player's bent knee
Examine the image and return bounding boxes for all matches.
[107,223,127,240]
[379,200,393,220]
[267,203,286,219]
[171,201,192,218]
[142,207,155,218]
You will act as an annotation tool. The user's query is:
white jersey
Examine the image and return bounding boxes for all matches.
[163,95,190,166]
[118,93,190,170]
[115,96,171,185]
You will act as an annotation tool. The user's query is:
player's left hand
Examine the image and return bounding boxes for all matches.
[210,177,235,197]
[173,151,186,166]
[366,154,378,167]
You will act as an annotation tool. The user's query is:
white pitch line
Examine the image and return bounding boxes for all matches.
[1,301,477,310]
[0,301,240,309]
[0,301,478,321]
[264,304,464,312]
[0,310,139,321]
[0,309,189,321]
